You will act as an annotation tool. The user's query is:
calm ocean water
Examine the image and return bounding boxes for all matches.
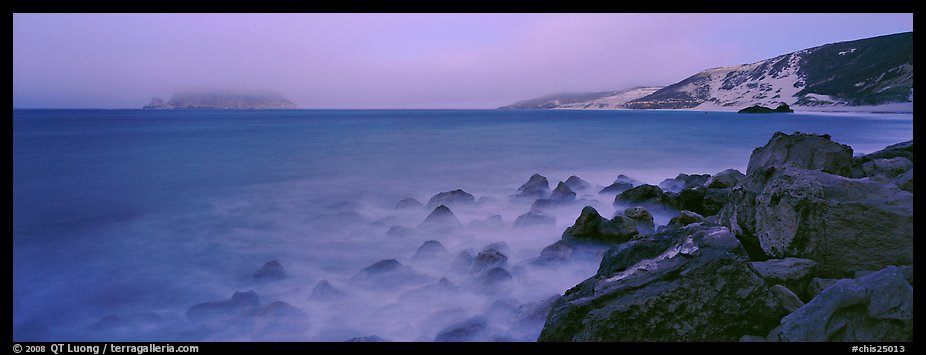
[13,109,913,341]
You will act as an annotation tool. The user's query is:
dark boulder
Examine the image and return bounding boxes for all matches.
[529,198,555,210]
[539,223,784,341]
[737,104,794,113]
[513,211,555,228]
[395,197,422,209]
[704,169,745,189]
[746,131,854,177]
[853,140,913,168]
[860,157,912,179]
[470,248,508,274]
[411,240,450,261]
[564,175,591,191]
[253,260,286,281]
[615,184,665,207]
[667,210,704,227]
[550,181,577,203]
[420,205,463,228]
[426,189,475,209]
[769,285,805,313]
[623,206,655,236]
[512,173,550,200]
[350,259,427,288]
[562,206,639,243]
[309,280,345,302]
[771,266,912,341]
[599,181,633,195]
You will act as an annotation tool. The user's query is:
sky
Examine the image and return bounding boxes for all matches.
[13,13,913,109]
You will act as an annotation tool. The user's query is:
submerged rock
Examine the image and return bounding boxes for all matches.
[564,175,591,191]
[253,260,286,281]
[395,197,423,210]
[350,259,427,288]
[771,266,912,341]
[426,189,475,209]
[470,248,508,274]
[720,132,913,277]
[476,267,514,295]
[468,214,505,229]
[513,211,555,228]
[539,222,784,341]
[599,175,642,195]
[400,277,460,302]
[512,173,550,200]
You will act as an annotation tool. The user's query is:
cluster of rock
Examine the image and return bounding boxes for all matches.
[538,132,913,342]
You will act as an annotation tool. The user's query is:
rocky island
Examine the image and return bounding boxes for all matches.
[738,103,795,113]
[143,91,299,109]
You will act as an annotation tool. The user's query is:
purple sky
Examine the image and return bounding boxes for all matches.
[13,13,912,109]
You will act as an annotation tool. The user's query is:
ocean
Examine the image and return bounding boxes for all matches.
[12,109,913,341]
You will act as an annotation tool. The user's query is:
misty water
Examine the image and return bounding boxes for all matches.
[13,109,913,341]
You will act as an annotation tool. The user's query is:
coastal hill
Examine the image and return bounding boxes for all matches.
[502,32,912,111]
[499,87,662,110]
[143,91,299,109]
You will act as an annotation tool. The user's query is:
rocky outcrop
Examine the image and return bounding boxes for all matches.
[720,132,913,277]
[539,222,785,341]
[562,206,639,243]
[513,174,550,200]
[426,189,475,209]
[737,104,794,113]
[252,260,286,281]
[770,266,913,341]
[704,169,745,189]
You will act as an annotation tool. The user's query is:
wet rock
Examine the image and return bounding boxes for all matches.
[434,316,490,342]
[513,211,555,228]
[477,267,514,295]
[253,260,286,281]
[750,258,817,297]
[411,240,450,261]
[309,280,345,302]
[747,131,854,176]
[420,205,463,228]
[721,132,913,276]
[539,223,784,341]
[615,184,665,207]
[470,249,508,274]
[350,259,427,288]
[345,335,389,342]
[771,266,912,341]
[704,169,745,189]
[667,210,704,227]
[537,239,574,263]
[426,189,475,209]
[550,181,577,203]
[623,206,655,236]
[513,173,550,200]
[187,291,260,322]
[564,175,591,191]
[659,173,711,193]
[769,285,805,313]
[562,206,639,243]
[395,197,422,210]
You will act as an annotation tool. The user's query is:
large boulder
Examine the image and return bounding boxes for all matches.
[562,206,639,243]
[721,133,913,277]
[309,280,345,302]
[539,222,785,341]
[746,132,854,176]
[512,174,550,200]
[771,266,913,342]
[411,240,450,261]
[614,184,664,207]
[599,175,642,195]
[860,157,913,179]
[426,189,475,209]
[853,140,913,169]
[470,248,508,274]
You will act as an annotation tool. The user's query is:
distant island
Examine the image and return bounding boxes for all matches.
[737,103,795,114]
[143,91,299,109]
